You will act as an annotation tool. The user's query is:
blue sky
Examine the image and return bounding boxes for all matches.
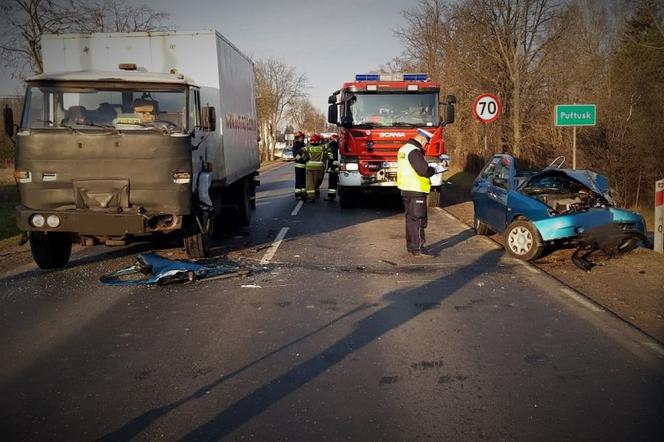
[0,0,418,112]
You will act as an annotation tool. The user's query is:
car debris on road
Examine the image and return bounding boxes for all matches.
[100,253,244,286]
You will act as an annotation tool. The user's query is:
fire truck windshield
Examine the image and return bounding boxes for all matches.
[347,92,438,127]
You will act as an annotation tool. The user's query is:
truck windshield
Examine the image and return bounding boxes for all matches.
[21,84,188,132]
[347,92,438,127]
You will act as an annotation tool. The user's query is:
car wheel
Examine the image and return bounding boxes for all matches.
[474,217,491,235]
[30,232,72,269]
[504,219,543,261]
[617,237,638,254]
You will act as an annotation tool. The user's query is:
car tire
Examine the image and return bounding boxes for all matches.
[504,219,543,261]
[617,237,639,254]
[474,217,492,235]
[30,232,72,269]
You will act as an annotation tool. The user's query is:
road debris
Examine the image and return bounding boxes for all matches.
[100,253,242,286]
[572,224,649,271]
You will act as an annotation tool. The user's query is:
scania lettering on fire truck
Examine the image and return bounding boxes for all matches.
[327,73,456,208]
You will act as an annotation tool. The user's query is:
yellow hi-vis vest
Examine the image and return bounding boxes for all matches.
[304,144,327,170]
[397,143,431,193]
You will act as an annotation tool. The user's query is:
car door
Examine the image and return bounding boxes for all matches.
[485,155,515,232]
[472,156,501,222]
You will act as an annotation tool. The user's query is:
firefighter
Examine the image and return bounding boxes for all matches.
[324,134,340,201]
[303,133,328,202]
[397,128,445,257]
[292,131,306,199]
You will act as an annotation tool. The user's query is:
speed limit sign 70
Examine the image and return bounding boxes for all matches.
[473,94,501,124]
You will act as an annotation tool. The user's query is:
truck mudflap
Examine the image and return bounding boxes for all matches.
[17,205,183,236]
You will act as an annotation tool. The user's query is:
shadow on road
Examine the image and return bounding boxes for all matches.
[98,236,499,441]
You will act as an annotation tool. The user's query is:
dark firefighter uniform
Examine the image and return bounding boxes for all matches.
[292,132,306,199]
[302,134,328,202]
[397,132,437,256]
[324,136,340,201]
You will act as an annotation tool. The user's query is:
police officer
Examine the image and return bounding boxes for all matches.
[397,128,445,257]
[324,134,340,201]
[292,131,306,199]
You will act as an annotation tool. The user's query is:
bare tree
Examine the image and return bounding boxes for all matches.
[255,58,309,161]
[288,98,326,135]
[0,0,170,77]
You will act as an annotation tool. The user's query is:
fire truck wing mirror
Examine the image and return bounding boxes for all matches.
[202,105,216,132]
[3,106,14,136]
[328,94,337,104]
[328,104,338,125]
[443,95,456,125]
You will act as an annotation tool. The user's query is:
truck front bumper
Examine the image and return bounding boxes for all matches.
[338,170,444,187]
[17,206,183,236]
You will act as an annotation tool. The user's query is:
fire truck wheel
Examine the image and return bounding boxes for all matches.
[30,231,72,269]
[338,188,357,209]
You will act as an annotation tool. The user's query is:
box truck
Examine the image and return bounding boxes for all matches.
[3,30,260,268]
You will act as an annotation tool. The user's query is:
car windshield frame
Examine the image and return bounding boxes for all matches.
[20,81,189,133]
[346,92,439,128]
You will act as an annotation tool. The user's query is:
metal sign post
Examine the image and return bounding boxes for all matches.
[555,104,596,169]
[473,94,501,162]
[655,178,664,254]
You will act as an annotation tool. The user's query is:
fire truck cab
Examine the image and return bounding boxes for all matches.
[328,73,456,208]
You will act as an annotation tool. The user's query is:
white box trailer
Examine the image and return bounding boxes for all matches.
[10,30,260,267]
[41,30,260,186]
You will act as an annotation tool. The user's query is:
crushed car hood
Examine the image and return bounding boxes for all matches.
[527,168,614,204]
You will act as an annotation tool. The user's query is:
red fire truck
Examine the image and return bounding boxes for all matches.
[327,73,456,208]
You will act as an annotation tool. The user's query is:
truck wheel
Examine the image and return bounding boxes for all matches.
[504,220,543,261]
[474,217,492,235]
[338,187,356,209]
[427,187,441,207]
[30,232,72,269]
[237,178,252,227]
[183,213,212,258]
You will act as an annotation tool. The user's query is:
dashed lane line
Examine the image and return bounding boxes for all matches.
[260,227,289,265]
[291,200,304,216]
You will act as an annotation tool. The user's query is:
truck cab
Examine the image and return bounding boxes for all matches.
[328,73,455,208]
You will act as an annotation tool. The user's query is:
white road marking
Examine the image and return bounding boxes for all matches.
[643,341,664,358]
[260,227,289,265]
[291,200,304,216]
[560,288,605,312]
[443,212,456,221]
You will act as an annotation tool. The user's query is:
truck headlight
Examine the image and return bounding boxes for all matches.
[46,215,61,228]
[30,214,45,227]
[345,163,359,171]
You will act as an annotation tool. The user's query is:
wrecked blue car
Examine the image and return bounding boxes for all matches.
[471,155,646,261]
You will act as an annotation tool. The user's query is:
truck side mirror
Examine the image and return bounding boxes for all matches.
[443,95,456,125]
[202,106,216,132]
[328,103,338,125]
[328,94,337,104]
[3,106,14,136]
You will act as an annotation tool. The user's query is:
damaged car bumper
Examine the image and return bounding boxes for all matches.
[532,208,646,242]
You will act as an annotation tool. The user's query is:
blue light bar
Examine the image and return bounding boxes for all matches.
[355,74,380,82]
[403,73,428,81]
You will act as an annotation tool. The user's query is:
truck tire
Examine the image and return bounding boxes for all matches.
[427,186,441,207]
[30,232,72,269]
[504,219,544,261]
[338,187,356,209]
[183,213,212,258]
[237,177,252,227]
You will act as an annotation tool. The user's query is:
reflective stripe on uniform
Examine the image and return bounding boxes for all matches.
[397,144,431,193]
[294,163,306,169]
[327,189,337,194]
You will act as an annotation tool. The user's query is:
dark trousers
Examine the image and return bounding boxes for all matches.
[295,166,305,196]
[327,171,338,196]
[402,194,428,252]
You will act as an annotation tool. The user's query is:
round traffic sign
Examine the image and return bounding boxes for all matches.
[473,94,502,124]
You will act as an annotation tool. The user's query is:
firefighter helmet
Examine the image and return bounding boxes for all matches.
[295,130,305,139]
[310,133,322,144]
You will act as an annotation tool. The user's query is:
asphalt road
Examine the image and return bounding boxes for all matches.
[1,163,663,441]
